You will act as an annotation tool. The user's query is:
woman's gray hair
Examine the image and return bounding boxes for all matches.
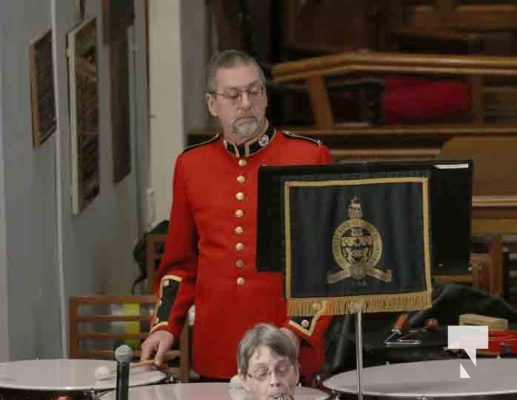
[205,49,266,93]
[237,323,297,376]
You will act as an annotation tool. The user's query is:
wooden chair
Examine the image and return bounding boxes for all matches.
[433,253,493,293]
[68,295,190,382]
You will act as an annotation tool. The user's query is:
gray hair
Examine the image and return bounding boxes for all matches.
[205,49,266,93]
[237,323,297,376]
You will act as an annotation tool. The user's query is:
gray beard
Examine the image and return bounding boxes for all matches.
[232,118,259,138]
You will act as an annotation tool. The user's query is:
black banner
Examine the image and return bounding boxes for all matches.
[281,171,432,316]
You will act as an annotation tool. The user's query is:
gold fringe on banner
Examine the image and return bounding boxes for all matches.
[287,290,432,317]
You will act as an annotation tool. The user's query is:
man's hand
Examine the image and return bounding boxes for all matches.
[280,327,301,355]
[140,330,174,366]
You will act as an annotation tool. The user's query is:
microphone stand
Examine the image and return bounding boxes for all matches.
[115,344,133,400]
[355,310,364,400]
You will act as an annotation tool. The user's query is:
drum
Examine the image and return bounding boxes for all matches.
[0,359,165,399]
[324,359,517,399]
[99,382,329,400]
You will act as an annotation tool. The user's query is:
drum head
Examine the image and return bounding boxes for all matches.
[99,382,329,400]
[0,359,165,392]
[324,359,517,399]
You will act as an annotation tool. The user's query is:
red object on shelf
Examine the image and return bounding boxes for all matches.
[487,330,517,355]
[384,76,470,124]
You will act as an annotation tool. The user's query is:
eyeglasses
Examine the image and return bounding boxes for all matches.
[210,85,265,105]
[246,362,294,382]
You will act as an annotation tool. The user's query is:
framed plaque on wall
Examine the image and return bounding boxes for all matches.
[103,0,134,183]
[29,29,56,146]
[67,18,100,214]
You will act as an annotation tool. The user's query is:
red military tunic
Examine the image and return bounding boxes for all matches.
[151,124,333,378]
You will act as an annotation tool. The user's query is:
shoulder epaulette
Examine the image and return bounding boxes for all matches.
[282,130,321,145]
[183,134,220,153]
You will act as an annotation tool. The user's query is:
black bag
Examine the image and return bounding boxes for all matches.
[131,220,169,294]
[320,283,517,379]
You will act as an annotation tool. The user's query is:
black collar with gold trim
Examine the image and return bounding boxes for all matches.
[223,123,275,158]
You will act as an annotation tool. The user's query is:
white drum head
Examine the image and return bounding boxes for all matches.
[99,382,329,400]
[0,359,165,392]
[324,359,517,398]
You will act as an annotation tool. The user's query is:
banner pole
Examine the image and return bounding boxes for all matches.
[355,310,364,400]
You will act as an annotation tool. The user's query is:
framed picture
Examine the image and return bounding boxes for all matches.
[67,18,100,214]
[102,0,134,44]
[29,29,56,146]
[102,0,134,183]
[110,39,131,183]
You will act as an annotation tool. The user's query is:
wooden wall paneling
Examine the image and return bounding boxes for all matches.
[282,0,382,54]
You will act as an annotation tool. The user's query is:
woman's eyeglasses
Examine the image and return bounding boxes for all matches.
[246,362,294,382]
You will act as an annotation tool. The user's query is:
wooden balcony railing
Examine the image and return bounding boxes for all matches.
[272,51,517,130]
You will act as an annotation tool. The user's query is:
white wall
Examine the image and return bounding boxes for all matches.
[148,0,185,224]
[0,0,61,360]
[0,0,206,360]
[0,0,144,359]
[131,0,151,235]
[0,24,10,362]
[57,0,141,301]
[148,0,210,225]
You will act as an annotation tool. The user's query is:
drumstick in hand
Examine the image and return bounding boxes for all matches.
[95,359,155,381]
[95,353,178,381]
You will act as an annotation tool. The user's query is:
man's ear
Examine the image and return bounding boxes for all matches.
[206,93,218,117]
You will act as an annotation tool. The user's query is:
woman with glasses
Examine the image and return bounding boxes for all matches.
[141,50,333,383]
[238,324,299,400]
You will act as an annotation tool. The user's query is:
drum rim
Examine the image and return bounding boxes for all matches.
[0,359,166,391]
[98,382,330,399]
[323,358,517,398]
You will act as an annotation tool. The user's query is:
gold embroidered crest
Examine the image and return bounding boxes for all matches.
[328,197,392,284]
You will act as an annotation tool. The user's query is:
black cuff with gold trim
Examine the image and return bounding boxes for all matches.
[154,276,181,325]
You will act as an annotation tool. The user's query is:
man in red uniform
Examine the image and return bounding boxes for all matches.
[141,50,332,381]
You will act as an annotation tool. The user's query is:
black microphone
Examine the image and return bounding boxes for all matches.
[115,344,133,400]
